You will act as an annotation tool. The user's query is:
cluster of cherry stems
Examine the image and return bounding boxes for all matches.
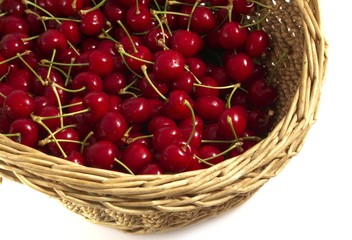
[0,0,279,175]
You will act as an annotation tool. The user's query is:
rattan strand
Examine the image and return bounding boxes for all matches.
[0,0,327,234]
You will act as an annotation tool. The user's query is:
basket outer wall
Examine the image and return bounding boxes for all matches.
[0,0,328,234]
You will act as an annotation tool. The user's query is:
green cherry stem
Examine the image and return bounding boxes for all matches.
[141,65,167,101]
[195,141,242,166]
[80,131,94,154]
[183,99,196,151]
[226,83,241,108]
[187,0,201,31]
[79,0,107,15]
[227,115,239,142]
[114,158,135,175]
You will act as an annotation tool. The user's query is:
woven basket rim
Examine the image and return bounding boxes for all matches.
[0,0,328,234]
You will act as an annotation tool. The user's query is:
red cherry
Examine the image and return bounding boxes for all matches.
[233,0,255,15]
[171,30,204,58]
[126,5,152,33]
[139,163,164,175]
[245,30,270,57]
[226,53,254,83]
[82,91,110,122]
[37,29,68,54]
[79,8,105,36]
[218,105,248,139]
[198,145,224,167]
[120,97,152,125]
[88,49,114,77]
[219,21,248,50]
[96,112,128,142]
[124,45,153,74]
[163,90,193,120]
[47,127,80,156]
[85,141,119,170]
[6,68,31,92]
[159,143,192,173]
[248,78,278,107]
[248,109,275,137]
[171,72,195,94]
[153,49,185,83]
[65,150,86,165]
[0,15,29,35]
[152,125,182,152]
[59,0,84,17]
[194,96,225,122]
[71,71,103,96]
[3,90,34,119]
[9,118,39,147]
[57,21,81,45]
[103,72,126,95]
[0,33,26,58]
[36,105,61,132]
[147,115,177,134]
[190,6,217,35]
[143,27,171,52]
[102,0,125,22]
[121,142,152,174]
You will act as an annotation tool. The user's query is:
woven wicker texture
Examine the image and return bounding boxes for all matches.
[0,0,327,234]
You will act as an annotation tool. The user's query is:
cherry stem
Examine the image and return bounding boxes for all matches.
[141,65,167,101]
[194,83,240,90]
[226,115,239,142]
[50,83,64,128]
[38,63,68,80]
[228,0,234,22]
[31,114,67,158]
[24,9,48,31]
[114,158,135,175]
[183,100,196,151]
[136,0,140,14]
[61,101,83,109]
[187,0,201,31]
[3,133,21,138]
[195,141,242,166]
[38,124,77,146]
[0,50,30,65]
[31,108,89,122]
[150,9,169,47]
[125,134,153,144]
[184,65,202,84]
[119,78,139,98]
[226,83,241,108]
[153,10,190,18]
[80,131,94,154]
[46,49,57,81]
[40,16,81,22]
[79,0,107,15]
[52,82,86,93]
[117,20,137,53]
[23,0,60,24]
[65,58,76,86]
[17,52,46,86]
[117,45,154,65]
[40,59,89,67]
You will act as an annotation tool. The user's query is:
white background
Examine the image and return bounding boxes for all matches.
[1,2,351,240]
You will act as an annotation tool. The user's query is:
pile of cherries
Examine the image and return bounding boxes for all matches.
[0,0,278,175]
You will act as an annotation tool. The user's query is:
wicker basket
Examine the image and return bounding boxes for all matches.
[0,0,327,234]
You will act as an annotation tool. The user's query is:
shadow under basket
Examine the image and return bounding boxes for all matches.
[0,0,327,234]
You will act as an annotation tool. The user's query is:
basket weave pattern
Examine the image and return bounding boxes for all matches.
[0,0,327,234]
